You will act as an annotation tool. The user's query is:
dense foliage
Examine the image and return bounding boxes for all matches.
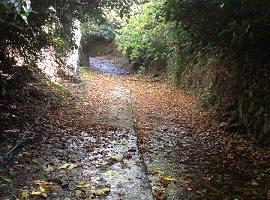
[116,0,270,74]
[81,19,116,44]
[0,0,135,97]
[162,0,270,55]
[116,0,191,76]
[115,0,270,145]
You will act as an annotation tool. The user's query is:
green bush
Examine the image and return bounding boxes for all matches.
[115,0,193,77]
[162,0,270,55]
[81,19,117,44]
[116,0,162,60]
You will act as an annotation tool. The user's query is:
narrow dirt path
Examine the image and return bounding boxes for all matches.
[45,66,154,199]
[86,57,270,200]
[0,58,154,199]
[1,57,270,200]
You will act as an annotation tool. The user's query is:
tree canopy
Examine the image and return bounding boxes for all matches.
[0,0,137,95]
[162,0,270,54]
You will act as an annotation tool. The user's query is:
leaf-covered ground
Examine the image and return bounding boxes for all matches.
[126,76,270,199]
[0,66,153,200]
[0,57,270,200]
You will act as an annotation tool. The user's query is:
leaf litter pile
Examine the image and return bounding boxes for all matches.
[0,57,270,200]
[126,76,270,200]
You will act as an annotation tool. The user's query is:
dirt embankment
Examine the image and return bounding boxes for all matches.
[171,48,270,147]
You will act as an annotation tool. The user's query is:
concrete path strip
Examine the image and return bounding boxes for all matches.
[102,83,154,199]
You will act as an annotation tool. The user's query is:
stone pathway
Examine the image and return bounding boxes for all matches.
[1,56,269,200]
[87,57,154,199]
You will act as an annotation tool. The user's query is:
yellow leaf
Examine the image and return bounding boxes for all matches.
[163,176,176,182]
[84,184,91,188]
[39,186,46,193]
[43,165,55,172]
[79,180,86,185]
[76,189,84,196]
[106,171,115,177]
[111,155,123,162]
[32,190,42,196]
[42,192,48,197]
[59,163,77,170]
[21,191,29,199]
[92,187,110,196]
[77,180,91,190]
[35,180,49,186]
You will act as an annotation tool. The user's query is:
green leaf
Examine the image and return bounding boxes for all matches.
[228,20,237,29]
[20,13,28,24]
[3,178,12,184]
[218,29,228,37]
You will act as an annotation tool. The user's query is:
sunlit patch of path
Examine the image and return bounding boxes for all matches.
[89,57,129,76]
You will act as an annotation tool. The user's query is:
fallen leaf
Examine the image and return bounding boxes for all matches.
[59,163,77,170]
[3,178,12,184]
[153,188,165,198]
[148,168,161,175]
[163,175,176,183]
[76,189,85,197]
[106,171,115,177]
[31,180,52,197]
[21,191,29,199]
[31,190,42,196]
[39,186,46,193]
[92,187,110,196]
[43,164,55,172]
[111,155,124,162]
[76,180,91,190]
[251,181,259,187]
